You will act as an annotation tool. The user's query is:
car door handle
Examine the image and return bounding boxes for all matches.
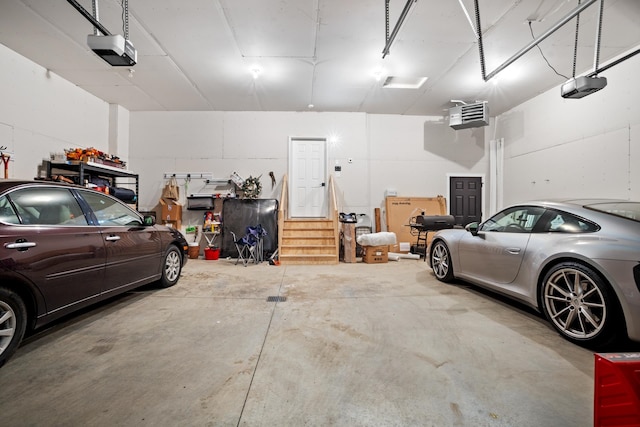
[4,241,37,249]
[506,247,521,254]
[105,235,121,242]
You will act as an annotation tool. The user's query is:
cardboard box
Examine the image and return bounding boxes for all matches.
[385,196,446,253]
[341,223,357,263]
[362,245,388,264]
[162,219,182,230]
[160,198,182,222]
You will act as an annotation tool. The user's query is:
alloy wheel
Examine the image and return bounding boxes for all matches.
[431,242,451,281]
[543,267,606,340]
[0,301,17,356]
[165,250,181,283]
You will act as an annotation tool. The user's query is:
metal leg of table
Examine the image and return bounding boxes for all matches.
[203,232,219,247]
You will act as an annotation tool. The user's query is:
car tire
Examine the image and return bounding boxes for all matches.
[158,246,183,288]
[430,240,454,283]
[0,287,27,368]
[540,262,622,348]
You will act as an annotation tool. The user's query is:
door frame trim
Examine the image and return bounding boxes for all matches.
[446,173,486,222]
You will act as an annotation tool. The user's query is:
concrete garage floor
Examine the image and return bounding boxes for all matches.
[1,258,632,426]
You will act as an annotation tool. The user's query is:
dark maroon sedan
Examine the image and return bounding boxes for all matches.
[0,180,188,367]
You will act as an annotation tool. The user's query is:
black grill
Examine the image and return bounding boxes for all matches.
[409,215,456,260]
[414,215,456,230]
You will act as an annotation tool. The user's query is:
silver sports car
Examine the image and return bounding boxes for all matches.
[428,199,640,348]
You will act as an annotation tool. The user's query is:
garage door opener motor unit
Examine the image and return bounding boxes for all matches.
[66,0,137,67]
[449,101,489,130]
[560,76,607,99]
[87,34,137,66]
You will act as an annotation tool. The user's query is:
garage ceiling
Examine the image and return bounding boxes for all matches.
[1,0,639,116]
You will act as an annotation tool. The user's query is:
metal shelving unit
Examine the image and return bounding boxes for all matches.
[46,161,139,210]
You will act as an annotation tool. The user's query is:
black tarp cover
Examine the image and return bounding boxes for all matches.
[221,198,278,258]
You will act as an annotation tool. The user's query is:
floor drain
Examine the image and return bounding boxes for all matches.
[266,296,286,302]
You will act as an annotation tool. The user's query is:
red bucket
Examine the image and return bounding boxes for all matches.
[204,247,220,260]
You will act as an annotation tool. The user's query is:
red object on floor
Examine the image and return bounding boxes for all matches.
[204,247,220,260]
[594,352,640,427]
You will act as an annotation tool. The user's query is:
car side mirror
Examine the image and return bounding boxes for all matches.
[466,222,479,236]
[143,215,156,226]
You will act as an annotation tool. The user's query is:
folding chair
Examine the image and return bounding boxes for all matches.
[230,231,256,266]
[245,224,267,263]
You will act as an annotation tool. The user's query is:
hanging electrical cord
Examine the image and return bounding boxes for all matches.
[528,20,569,80]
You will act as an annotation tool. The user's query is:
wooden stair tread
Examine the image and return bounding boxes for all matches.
[282,236,334,240]
[279,217,339,264]
[281,244,336,248]
[280,254,338,259]
[284,219,332,221]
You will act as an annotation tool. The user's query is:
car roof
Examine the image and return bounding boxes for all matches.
[0,180,79,193]
[523,198,633,209]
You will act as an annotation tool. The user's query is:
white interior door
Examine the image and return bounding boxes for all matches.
[289,137,327,217]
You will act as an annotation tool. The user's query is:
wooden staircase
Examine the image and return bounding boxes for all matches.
[279,218,339,265]
[277,174,340,265]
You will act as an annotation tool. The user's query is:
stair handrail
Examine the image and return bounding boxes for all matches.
[328,173,338,220]
[328,174,339,259]
[278,174,288,257]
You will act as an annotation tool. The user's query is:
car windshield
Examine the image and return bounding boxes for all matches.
[481,206,545,233]
[585,202,640,223]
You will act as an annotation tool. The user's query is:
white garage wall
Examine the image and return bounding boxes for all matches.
[0,43,110,179]
[494,49,640,205]
[368,115,489,224]
[130,111,368,227]
[130,111,490,230]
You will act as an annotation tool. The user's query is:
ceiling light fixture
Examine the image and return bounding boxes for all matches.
[372,68,384,82]
[250,65,262,79]
[382,76,428,89]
